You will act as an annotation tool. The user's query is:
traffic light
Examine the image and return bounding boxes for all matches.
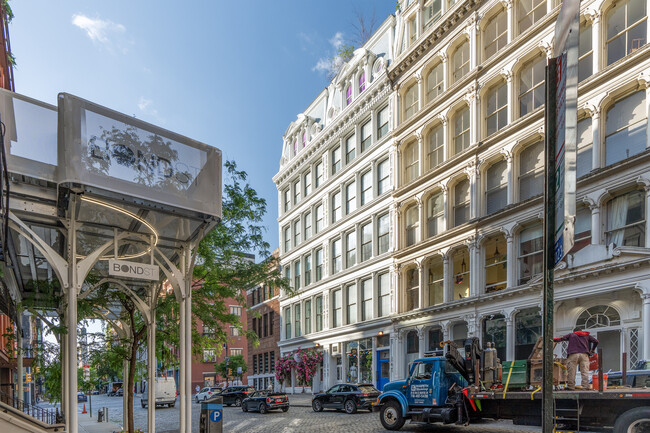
[227,368,232,377]
[26,373,32,383]
[35,366,40,374]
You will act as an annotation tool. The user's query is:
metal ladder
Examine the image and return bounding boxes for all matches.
[554,395,581,433]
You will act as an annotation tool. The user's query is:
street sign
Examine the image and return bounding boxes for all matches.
[108,259,160,281]
[237,367,242,374]
[209,409,222,422]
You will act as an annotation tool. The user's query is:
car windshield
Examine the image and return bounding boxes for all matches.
[357,385,379,393]
[326,385,340,393]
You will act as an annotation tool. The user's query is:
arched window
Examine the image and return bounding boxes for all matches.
[577,118,593,177]
[452,40,470,83]
[606,189,645,247]
[403,141,419,183]
[359,71,366,93]
[484,235,507,293]
[579,22,593,82]
[405,204,419,247]
[453,106,470,155]
[484,9,507,60]
[519,56,545,117]
[482,314,506,361]
[423,0,442,30]
[453,179,470,226]
[428,256,444,306]
[428,328,443,352]
[515,307,541,359]
[426,192,444,238]
[605,90,647,166]
[606,0,647,66]
[426,62,444,101]
[518,224,543,284]
[486,159,508,214]
[427,124,444,170]
[517,0,546,35]
[407,330,419,353]
[453,247,470,299]
[346,85,352,105]
[486,82,508,135]
[576,305,621,329]
[404,83,419,120]
[518,141,543,202]
[405,268,419,310]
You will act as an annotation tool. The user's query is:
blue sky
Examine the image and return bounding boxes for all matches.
[9,0,395,257]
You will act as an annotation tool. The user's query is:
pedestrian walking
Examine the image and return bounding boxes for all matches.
[195,384,200,394]
[553,327,599,390]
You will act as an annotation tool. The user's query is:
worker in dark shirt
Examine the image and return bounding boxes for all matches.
[554,327,599,390]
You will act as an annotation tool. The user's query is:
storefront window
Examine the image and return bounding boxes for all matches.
[345,342,359,383]
[482,314,506,361]
[515,307,541,360]
[452,322,468,357]
[359,338,373,383]
[377,334,390,347]
[427,328,443,352]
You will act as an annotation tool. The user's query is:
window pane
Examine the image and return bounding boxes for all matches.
[378,159,390,195]
[427,125,444,170]
[453,248,470,299]
[428,256,444,306]
[427,63,444,101]
[454,106,470,154]
[427,193,444,237]
[453,41,470,82]
[605,91,647,166]
[378,213,390,254]
[577,118,593,177]
[379,273,390,316]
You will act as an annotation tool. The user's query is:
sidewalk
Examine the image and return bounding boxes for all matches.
[78,412,122,433]
[286,392,313,407]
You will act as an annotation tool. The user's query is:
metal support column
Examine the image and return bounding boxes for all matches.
[16,321,23,401]
[123,359,129,429]
[184,248,193,433]
[60,332,67,419]
[147,308,156,433]
[66,199,79,433]
[179,295,186,433]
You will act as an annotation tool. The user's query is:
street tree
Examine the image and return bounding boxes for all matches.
[214,354,248,384]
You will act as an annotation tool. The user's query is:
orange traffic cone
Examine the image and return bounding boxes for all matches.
[82,404,87,414]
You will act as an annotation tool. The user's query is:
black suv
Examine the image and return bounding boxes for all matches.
[312,383,380,414]
[219,385,255,407]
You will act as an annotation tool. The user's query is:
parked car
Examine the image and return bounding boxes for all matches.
[607,370,650,388]
[77,392,88,402]
[312,383,381,414]
[141,377,177,408]
[219,385,255,407]
[116,388,124,397]
[241,390,289,414]
[195,386,222,403]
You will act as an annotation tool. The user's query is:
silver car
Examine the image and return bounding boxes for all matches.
[195,386,221,403]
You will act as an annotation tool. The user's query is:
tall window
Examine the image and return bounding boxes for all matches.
[304,211,312,240]
[485,235,507,292]
[294,304,301,337]
[332,238,342,274]
[426,62,444,101]
[361,279,373,321]
[454,179,470,226]
[332,191,342,223]
[304,300,312,334]
[283,225,291,252]
[315,162,323,188]
[377,106,389,139]
[405,267,419,310]
[346,181,357,214]
[315,204,323,233]
[315,248,323,281]
[332,146,342,174]
[378,213,390,254]
[361,120,372,152]
[519,224,543,284]
[452,41,470,83]
[346,134,356,163]
[346,231,356,267]
[293,220,301,247]
[427,192,444,237]
[408,17,417,45]
[606,190,645,247]
[332,289,342,327]
[483,315,507,361]
[579,23,593,82]
[361,222,372,262]
[519,56,545,117]
[361,170,372,205]
[283,189,291,213]
[515,308,541,359]
[423,0,442,30]
[606,0,647,65]
[377,159,390,195]
[294,260,301,289]
[347,284,357,324]
[517,0,546,35]
[378,272,390,316]
[346,85,352,105]
[486,160,508,214]
[427,124,444,170]
[284,307,291,339]
[359,72,366,93]
[404,84,419,120]
[304,171,312,197]
[284,265,290,287]
[486,82,508,136]
[304,254,312,286]
[405,204,419,247]
[302,132,307,148]
[484,10,507,60]
[605,90,647,166]
[453,106,470,155]
[572,205,592,252]
[519,141,543,201]
[294,180,301,204]
[576,118,593,177]
[315,296,323,331]
[428,256,444,306]
[404,142,419,183]
[453,248,470,299]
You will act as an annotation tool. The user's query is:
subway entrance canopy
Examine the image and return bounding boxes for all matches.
[0,89,222,433]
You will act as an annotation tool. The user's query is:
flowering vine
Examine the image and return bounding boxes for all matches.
[275,347,323,387]
[275,353,295,385]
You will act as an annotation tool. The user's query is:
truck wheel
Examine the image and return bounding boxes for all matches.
[344,399,357,414]
[312,399,323,412]
[380,400,406,431]
[613,407,650,433]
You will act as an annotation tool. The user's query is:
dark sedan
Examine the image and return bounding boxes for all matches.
[77,392,88,402]
[219,385,255,407]
[312,383,381,414]
[241,390,289,414]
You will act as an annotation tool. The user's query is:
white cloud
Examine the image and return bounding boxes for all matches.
[329,32,344,50]
[72,14,127,52]
[312,32,347,76]
[137,97,164,123]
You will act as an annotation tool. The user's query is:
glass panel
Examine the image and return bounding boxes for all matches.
[577,118,593,177]
[515,307,541,359]
[605,91,647,166]
[482,314,507,361]
[484,236,507,292]
[428,256,444,306]
[453,248,470,299]
[427,192,444,237]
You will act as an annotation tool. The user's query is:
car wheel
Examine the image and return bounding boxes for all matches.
[242,403,248,412]
[380,400,406,431]
[344,399,357,414]
[312,399,323,412]
[259,403,267,414]
[282,407,289,412]
[170,402,175,408]
[235,397,242,407]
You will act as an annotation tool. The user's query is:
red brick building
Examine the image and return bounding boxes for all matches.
[246,250,281,390]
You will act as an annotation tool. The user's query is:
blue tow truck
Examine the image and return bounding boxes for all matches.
[374,338,650,432]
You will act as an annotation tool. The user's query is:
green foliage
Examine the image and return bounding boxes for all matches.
[337,44,355,63]
[38,341,62,404]
[214,354,247,380]
[2,0,13,23]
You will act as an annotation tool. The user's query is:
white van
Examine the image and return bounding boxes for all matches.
[141,377,177,408]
